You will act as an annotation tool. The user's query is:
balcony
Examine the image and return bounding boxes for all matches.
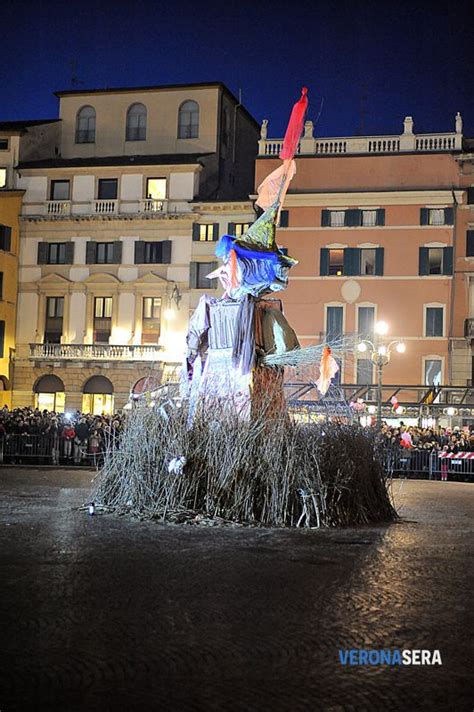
[29,343,163,361]
[140,198,167,213]
[46,200,71,216]
[93,199,118,215]
[258,113,463,157]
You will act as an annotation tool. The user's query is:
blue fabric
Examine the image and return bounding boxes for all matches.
[215,234,280,263]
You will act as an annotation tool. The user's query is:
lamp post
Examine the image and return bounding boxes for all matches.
[357,321,406,427]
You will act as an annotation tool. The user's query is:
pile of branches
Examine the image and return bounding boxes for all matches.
[91,392,397,528]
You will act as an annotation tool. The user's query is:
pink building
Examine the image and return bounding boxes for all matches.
[256,114,474,401]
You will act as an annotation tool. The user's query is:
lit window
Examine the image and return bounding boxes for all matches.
[143,297,161,320]
[199,225,215,241]
[362,210,377,226]
[328,249,344,275]
[178,101,199,139]
[0,168,6,188]
[146,178,166,200]
[94,297,113,318]
[330,211,345,227]
[234,223,250,237]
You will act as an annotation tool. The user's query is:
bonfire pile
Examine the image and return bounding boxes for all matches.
[91,389,397,528]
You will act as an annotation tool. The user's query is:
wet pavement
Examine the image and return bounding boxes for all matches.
[0,468,472,712]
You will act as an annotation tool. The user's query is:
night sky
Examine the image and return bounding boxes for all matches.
[1,0,473,138]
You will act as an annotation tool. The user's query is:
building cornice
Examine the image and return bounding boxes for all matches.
[267,190,464,207]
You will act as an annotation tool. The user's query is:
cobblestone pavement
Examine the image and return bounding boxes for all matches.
[0,469,472,712]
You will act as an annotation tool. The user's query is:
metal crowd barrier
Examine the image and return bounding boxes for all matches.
[0,432,120,467]
[386,447,474,482]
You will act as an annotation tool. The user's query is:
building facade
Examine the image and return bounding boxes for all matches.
[256,114,471,396]
[11,83,258,413]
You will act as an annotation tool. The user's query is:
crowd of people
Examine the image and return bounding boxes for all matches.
[0,406,126,465]
[379,422,474,452]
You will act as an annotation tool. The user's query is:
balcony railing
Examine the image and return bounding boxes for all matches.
[46,200,71,216]
[140,198,167,213]
[94,199,118,214]
[29,343,163,361]
[258,115,463,157]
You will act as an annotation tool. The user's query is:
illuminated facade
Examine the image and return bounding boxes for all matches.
[12,83,258,412]
[256,114,474,393]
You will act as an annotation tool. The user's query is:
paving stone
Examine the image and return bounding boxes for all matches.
[0,470,472,711]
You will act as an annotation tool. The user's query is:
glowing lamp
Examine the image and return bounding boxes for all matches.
[396,342,406,353]
[375,320,389,335]
[357,342,367,353]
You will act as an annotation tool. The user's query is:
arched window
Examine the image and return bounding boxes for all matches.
[178,100,199,139]
[75,105,96,144]
[126,103,147,141]
[82,375,114,415]
[34,374,65,412]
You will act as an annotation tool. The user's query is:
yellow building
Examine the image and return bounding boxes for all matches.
[0,190,22,407]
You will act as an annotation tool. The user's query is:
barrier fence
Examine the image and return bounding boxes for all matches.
[0,433,473,482]
[0,432,119,467]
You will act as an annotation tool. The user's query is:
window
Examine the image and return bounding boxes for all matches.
[126,103,147,141]
[190,261,218,289]
[178,100,199,139]
[0,225,11,251]
[419,247,453,276]
[34,375,65,412]
[228,222,251,237]
[328,249,344,275]
[48,243,66,265]
[326,306,343,340]
[98,179,118,200]
[280,210,289,228]
[358,306,375,339]
[134,240,171,264]
[50,180,70,201]
[0,139,9,150]
[75,105,96,143]
[420,208,454,226]
[146,178,166,200]
[94,297,113,318]
[357,359,373,385]
[0,272,3,300]
[0,320,4,359]
[145,242,167,264]
[467,231,474,257]
[321,208,385,227]
[93,297,112,343]
[37,242,74,265]
[44,297,64,344]
[330,211,345,227]
[425,307,444,337]
[192,223,219,242]
[96,243,114,264]
[82,375,114,415]
[321,247,384,276]
[142,297,161,344]
[85,241,123,265]
[0,168,6,188]
[467,188,474,205]
[424,359,442,386]
[362,210,377,226]
[360,248,377,275]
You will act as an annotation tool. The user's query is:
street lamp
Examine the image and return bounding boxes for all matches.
[357,321,406,426]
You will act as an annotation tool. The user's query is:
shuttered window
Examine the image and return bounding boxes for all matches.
[134,240,172,264]
[326,306,343,339]
[419,247,453,275]
[190,261,218,289]
[0,225,12,252]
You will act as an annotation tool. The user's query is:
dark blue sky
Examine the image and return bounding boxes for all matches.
[1,0,473,138]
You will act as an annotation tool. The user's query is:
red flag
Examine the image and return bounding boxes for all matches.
[280,87,308,160]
